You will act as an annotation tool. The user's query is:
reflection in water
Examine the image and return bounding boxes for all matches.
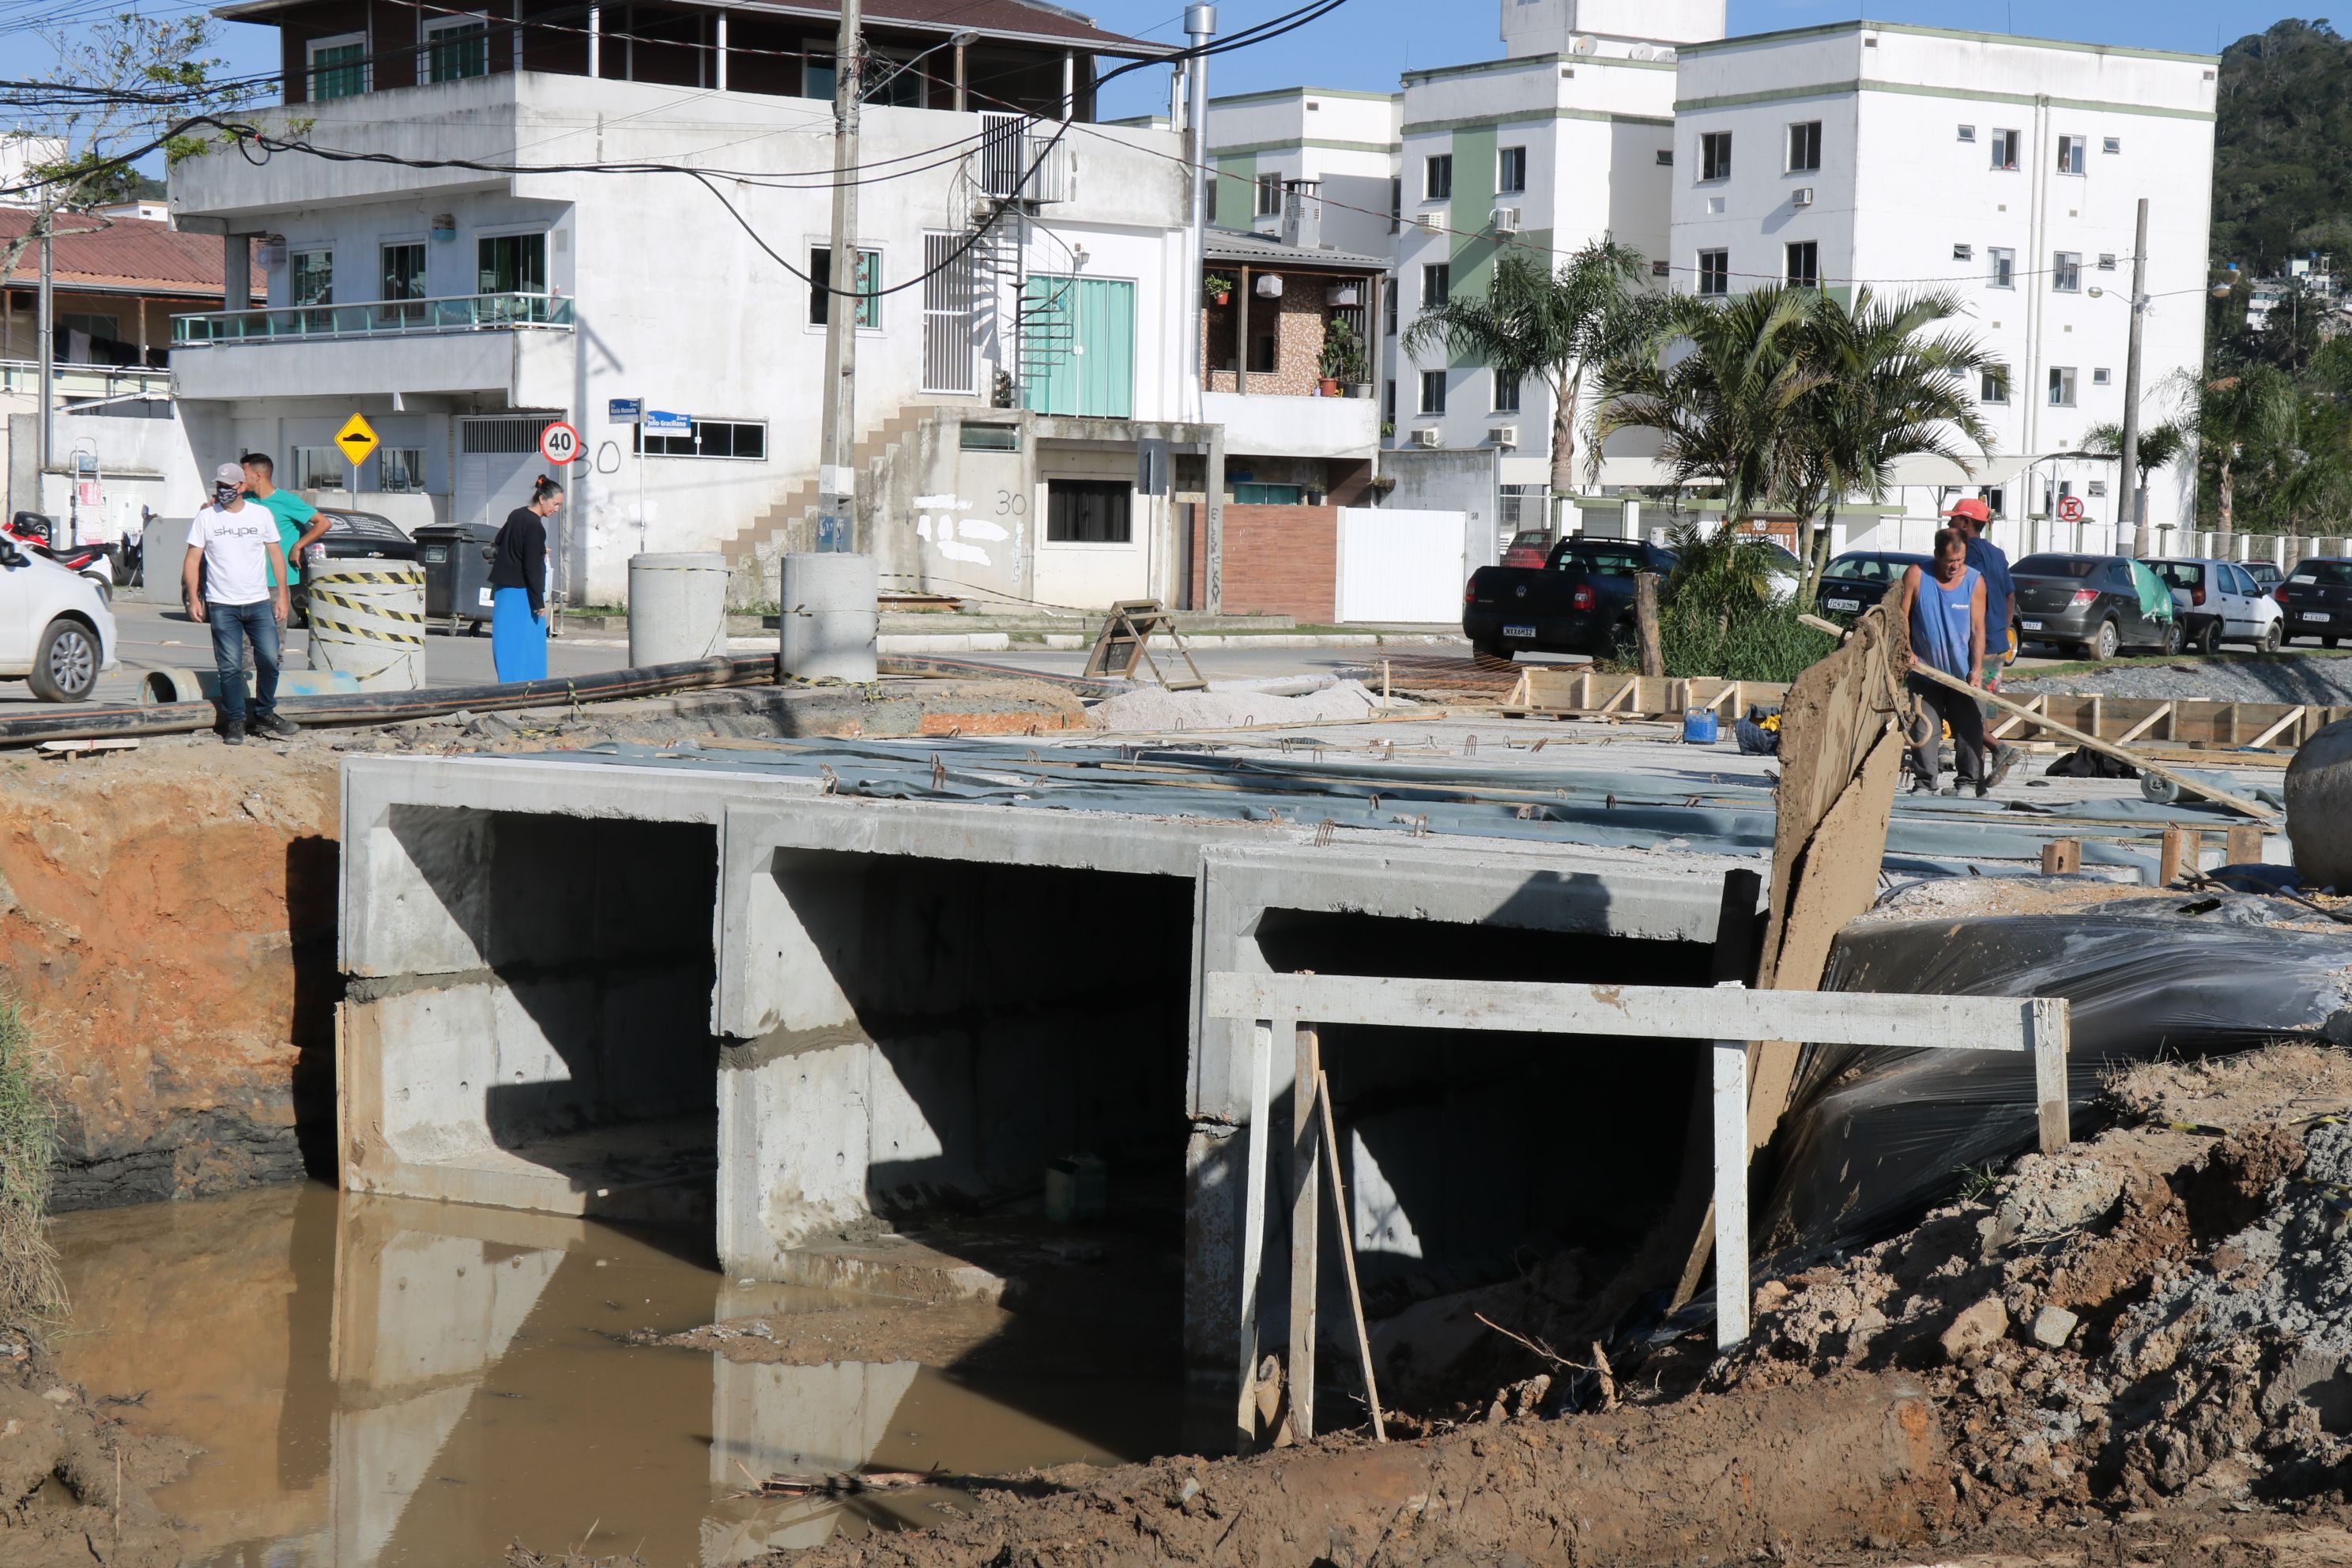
[48,1184,1171,1566]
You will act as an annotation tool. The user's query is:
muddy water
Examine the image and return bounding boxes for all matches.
[47,1184,1178,1567]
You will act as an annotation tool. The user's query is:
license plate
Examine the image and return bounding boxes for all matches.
[423,547,449,564]
[1825,598,1858,612]
[2022,620,2043,631]
[1503,624,1537,639]
[2302,612,2331,623]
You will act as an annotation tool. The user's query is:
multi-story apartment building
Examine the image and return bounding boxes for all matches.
[1668,21,2217,534]
[165,0,1210,608]
[1200,89,1400,262]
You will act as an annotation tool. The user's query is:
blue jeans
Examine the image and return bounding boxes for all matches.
[208,599,280,726]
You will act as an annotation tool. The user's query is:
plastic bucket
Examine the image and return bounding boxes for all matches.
[1682,707,1720,744]
[306,562,426,690]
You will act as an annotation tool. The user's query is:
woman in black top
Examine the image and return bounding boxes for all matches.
[489,475,563,681]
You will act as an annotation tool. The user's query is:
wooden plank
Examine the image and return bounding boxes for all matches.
[2113,703,2173,745]
[2248,707,2308,750]
[2041,839,2082,874]
[1288,1020,1321,1443]
[1207,973,2059,1053]
[2030,997,2071,1154]
[2158,828,2199,887]
[1713,1041,1751,1351]
[2226,824,2267,865]
[1234,1020,1276,1453]
[1314,1069,1385,1442]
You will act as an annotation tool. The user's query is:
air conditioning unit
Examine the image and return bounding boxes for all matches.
[1411,427,1445,448]
[1792,187,1815,208]
[1488,424,1520,447]
[1417,213,1446,234]
[1324,282,1361,307]
[1490,206,1522,235]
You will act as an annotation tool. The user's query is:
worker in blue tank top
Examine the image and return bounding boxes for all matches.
[1892,526,1989,796]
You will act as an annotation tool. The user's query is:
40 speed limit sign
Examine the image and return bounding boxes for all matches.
[539,420,582,465]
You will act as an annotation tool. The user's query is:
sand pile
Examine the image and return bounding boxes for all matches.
[1088,678,1400,732]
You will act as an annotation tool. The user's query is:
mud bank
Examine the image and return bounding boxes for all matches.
[0,1350,196,1568]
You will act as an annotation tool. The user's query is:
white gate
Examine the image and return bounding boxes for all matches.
[1333,507,1468,623]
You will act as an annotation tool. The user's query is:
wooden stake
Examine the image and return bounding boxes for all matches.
[2040,839,2082,875]
[1288,1020,1321,1443]
[2225,824,2266,866]
[1234,1019,1274,1454]
[1315,1069,1385,1443]
[2158,827,2199,887]
[1634,571,1665,678]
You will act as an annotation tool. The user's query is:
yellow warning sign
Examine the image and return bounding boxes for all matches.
[334,413,379,467]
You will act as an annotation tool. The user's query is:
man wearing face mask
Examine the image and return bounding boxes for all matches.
[183,462,297,745]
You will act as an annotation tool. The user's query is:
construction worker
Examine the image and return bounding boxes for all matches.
[1892,526,1988,797]
[1945,497,2023,786]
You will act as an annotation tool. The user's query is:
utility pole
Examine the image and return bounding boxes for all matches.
[36,187,55,488]
[814,0,865,552]
[1185,4,1220,612]
[2117,197,2149,556]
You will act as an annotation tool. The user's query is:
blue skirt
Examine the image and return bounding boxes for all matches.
[491,587,547,682]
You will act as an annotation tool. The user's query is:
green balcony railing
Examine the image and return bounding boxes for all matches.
[171,292,574,345]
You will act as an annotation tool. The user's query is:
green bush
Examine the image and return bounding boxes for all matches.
[0,1001,65,1327]
[1655,595,1839,682]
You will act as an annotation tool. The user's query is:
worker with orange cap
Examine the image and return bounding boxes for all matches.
[1944,497,2021,786]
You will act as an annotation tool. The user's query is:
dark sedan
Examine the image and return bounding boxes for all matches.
[291,510,420,628]
[2011,553,2180,660]
[2278,557,2352,646]
[1816,551,1933,618]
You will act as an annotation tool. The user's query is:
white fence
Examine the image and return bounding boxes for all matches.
[1333,506,1468,623]
[1838,516,2350,566]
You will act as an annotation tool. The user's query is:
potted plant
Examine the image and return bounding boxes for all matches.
[1318,317,1367,397]
[1203,273,1233,307]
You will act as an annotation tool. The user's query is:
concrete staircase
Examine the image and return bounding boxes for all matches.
[719,406,936,607]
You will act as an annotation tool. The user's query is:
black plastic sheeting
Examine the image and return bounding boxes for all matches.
[1761,891,2352,1261]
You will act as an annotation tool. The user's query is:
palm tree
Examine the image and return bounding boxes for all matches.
[2079,420,2192,489]
[1402,240,1653,530]
[2179,364,2298,545]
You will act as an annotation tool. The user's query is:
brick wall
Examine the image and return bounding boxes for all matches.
[1188,503,1338,622]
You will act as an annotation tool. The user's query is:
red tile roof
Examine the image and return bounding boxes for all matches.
[0,207,260,299]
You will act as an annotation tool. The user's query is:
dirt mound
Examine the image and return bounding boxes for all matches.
[0,1353,195,1568]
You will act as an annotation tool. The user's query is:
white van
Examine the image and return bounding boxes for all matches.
[0,534,119,700]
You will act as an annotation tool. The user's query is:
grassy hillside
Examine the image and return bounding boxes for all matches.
[2212,20,2352,272]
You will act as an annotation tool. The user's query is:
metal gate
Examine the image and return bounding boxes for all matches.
[454,414,556,599]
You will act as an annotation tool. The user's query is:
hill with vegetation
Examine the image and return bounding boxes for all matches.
[2212,19,2352,273]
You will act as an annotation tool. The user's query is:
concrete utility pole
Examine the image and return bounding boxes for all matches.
[1185,4,1222,612]
[2116,197,2150,556]
[815,0,865,552]
[36,188,55,481]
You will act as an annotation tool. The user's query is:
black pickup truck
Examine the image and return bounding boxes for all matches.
[1462,537,1679,658]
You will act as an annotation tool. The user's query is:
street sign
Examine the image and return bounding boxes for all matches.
[608,398,642,424]
[2056,496,2086,523]
[643,409,692,435]
[540,420,582,465]
[335,413,379,467]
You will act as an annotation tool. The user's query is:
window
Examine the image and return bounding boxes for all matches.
[1424,153,1453,201]
[1232,482,1305,505]
[1656,148,1674,166]
[1786,120,1821,173]
[2052,251,2082,292]
[1383,379,1396,424]
[1249,332,1277,373]
[1953,243,1974,262]
[808,247,880,328]
[381,242,427,300]
[1957,124,1977,142]
[1419,368,1447,415]
[1497,145,1527,195]
[292,447,347,489]
[1255,172,1282,217]
[2103,136,2122,155]
[801,44,837,100]
[307,33,368,100]
[1700,130,1732,181]
[635,418,770,459]
[1421,262,1449,308]
[1785,240,1819,288]
[921,232,978,394]
[1651,258,1670,278]
[1697,248,1728,296]
[379,448,427,492]
[1981,366,2010,404]
[1385,277,1398,336]
[1990,128,2020,171]
[477,232,545,294]
[1988,247,2015,288]
[1982,488,2004,518]
[58,312,118,343]
[959,423,1020,451]
[289,249,333,307]
[2048,367,2076,407]
[2093,368,2112,386]
[2056,134,2086,175]
[1388,176,1401,233]
[1046,479,1131,543]
[1493,371,1521,413]
[424,13,491,82]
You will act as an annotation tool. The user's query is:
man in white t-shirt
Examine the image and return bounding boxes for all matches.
[182,461,297,745]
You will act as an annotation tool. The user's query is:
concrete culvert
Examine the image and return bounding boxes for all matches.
[2286,716,2352,890]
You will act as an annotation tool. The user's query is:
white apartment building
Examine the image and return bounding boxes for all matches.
[164,0,1208,609]
[1669,21,2218,537]
[1200,89,1400,262]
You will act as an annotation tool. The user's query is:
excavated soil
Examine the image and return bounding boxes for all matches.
[0,1348,196,1568]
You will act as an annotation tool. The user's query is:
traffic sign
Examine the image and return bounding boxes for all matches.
[2056,496,2085,523]
[540,420,582,465]
[643,409,692,435]
[608,398,642,424]
[335,413,379,467]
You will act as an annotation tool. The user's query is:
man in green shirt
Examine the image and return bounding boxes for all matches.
[241,453,330,603]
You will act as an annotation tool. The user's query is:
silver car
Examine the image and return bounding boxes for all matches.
[2139,557,2285,654]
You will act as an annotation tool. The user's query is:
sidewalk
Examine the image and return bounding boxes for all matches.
[558,609,1468,654]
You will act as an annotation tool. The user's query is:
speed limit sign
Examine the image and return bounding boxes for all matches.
[2056,496,2085,522]
[539,420,582,465]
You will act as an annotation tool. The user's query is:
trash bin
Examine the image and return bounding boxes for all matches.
[413,521,500,628]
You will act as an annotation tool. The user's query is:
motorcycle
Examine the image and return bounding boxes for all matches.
[6,512,115,599]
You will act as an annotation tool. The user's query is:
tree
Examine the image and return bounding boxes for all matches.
[2081,420,2192,488]
[2180,364,2300,542]
[1402,240,1653,530]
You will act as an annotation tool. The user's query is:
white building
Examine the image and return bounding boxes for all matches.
[1199,88,1400,262]
[165,0,1212,609]
[1668,21,2218,539]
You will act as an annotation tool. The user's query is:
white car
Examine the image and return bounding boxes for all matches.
[2140,556,2284,654]
[0,534,118,700]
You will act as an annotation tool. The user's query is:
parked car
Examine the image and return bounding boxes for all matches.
[2140,556,2284,653]
[1462,537,1678,659]
[289,509,420,628]
[2244,560,2284,594]
[0,532,117,700]
[1499,530,1553,570]
[1816,551,1933,619]
[2011,553,2180,660]
[2276,557,2352,646]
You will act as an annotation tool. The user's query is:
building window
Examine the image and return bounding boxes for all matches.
[1424,153,1453,201]
[1249,331,1277,373]
[307,32,368,100]
[477,232,545,295]
[1493,371,1521,413]
[1388,176,1401,233]
[1497,145,1527,195]
[1700,130,1732,181]
[1981,367,2010,404]
[808,247,880,328]
[1419,369,1447,415]
[2093,367,2112,386]
[1421,262,1449,309]
[1990,128,2019,171]
[1957,124,1976,142]
[635,419,770,459]
[379,448,427,492]
[292,447,347,489]
[1045,479,1131,543]
[2056,134,2086,175]
[800,43,837,100]
[1785,240,1819,288]
[423,13,491,82]
[1383,379,1396,424]
[2103,136,2122,155]
[381,242,427,300]
[1651,258,1670,278]
[2049,367,2076,407]
[2052,251,2082,292]
[1697,248,1728,296]
[1786,120,1821,173]
[1655,148,1674,165]
[1233,482,1305,504]
[1953,243,1974,262]
[1988,247,2015,288]
[289,249,333,307]
[1385,277,1398,336]
[1255,172,1282,217]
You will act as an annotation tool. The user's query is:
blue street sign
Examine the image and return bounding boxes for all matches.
[608,397,642,424]
[643,409,691,434]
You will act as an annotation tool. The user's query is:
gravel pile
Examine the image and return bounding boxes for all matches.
[2012,654,2352,705]
[1089,677,1400,732]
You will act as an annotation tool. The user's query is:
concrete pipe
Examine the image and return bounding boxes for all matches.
[141,666,360,705]
[628,552,730,667]
[2287,715,2352,890]
[780,552,879,684]
[307,562,426,690]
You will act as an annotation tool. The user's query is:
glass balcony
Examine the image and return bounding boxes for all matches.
[171,292,575,346]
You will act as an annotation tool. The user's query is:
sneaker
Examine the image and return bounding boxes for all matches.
[1988,743,2021,789]
[253,711,301,741]
[220,721,245,746]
